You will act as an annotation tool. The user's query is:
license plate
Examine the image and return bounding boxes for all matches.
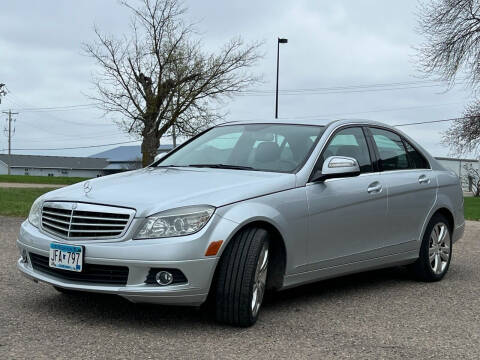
[49,243,83,272]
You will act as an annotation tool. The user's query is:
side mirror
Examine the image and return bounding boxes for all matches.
[154,153,166,162]
[311,156,360,182]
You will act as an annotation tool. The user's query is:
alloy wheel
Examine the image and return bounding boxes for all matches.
[251,242,268,317]
[429,223,451,275]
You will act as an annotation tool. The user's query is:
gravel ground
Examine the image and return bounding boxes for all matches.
[1,216,479,359]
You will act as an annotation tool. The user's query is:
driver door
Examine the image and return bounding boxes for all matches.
[305,126,388,269]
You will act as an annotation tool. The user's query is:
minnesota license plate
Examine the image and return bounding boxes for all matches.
[49,243,83,272]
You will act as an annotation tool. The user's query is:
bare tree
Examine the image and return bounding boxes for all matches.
[0,84,6,104]
[443,105,480,155]
[85,0,262,166]
[417,0,480,154]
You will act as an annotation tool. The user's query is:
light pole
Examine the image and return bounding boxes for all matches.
[275,38,288,119]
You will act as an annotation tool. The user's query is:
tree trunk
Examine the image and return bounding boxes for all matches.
[141,126,160,167]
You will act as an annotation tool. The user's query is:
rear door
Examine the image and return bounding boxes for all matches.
[368,127,436,251]
[306,126,388,269]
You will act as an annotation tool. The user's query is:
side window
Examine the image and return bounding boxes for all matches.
[370,128,410,171]
[321,127,373,173]
[404,140,430,169]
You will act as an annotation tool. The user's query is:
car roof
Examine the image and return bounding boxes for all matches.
[216,118,392,128]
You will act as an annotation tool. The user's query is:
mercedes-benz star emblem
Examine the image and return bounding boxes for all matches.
[83,181,92,195]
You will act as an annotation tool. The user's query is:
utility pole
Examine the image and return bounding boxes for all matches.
[2,109,18,175]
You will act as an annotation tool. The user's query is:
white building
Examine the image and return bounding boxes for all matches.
[0,154,108,178]
[435,157,479,192]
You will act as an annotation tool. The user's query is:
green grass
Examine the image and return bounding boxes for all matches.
[0,175,89,185]
[464,197,480,221]
[0,188,52,217]
[1,188,480,220]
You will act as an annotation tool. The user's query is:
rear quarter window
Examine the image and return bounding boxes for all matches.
[404,140,430,169]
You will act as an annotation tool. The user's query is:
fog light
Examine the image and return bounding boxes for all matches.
[155,271,173,286]
[21,249,28,263]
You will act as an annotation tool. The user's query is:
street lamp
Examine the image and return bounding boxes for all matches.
[275,38,288,119]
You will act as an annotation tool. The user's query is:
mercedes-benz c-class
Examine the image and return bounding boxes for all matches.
[16,119,464,326]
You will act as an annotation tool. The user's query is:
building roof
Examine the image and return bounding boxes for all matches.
[103,163,131,170]
[90,144,173,162]
[435,156,479,163]
[0,154,108,170]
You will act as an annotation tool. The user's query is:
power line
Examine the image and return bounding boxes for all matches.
[1,139,140,152]
[12,103,98,112]
[239,83,463,97]
[1,78,463,113]
[279,101,464,120]
[393,117,464,127]
[243,78,460,94]
[2,116,464,152]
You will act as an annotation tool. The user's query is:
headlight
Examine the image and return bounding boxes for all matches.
[134,205,215,239]
[28,197,43,228]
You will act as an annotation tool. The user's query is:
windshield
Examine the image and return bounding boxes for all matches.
[157,124,325,173]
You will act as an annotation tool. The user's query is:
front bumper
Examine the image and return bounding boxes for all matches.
[16,216,237,306]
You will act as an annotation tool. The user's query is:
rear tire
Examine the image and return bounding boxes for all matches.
[214,227,270,327]
[409,214,452,282]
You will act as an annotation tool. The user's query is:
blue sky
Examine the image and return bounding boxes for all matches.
[0,0,472,158]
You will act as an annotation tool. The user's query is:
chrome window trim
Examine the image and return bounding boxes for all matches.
[40,201,136,242]
[306,167,435,186]
[379,168,434,175]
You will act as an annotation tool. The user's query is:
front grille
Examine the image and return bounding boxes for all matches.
[29,253,129,285]
[41,202,135,240]
[145,268,188,285]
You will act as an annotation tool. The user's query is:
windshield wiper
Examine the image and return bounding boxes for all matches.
[187,164,255,170]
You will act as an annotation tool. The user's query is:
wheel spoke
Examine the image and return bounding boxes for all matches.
[435,253,442,274]
[440,246,450,261]
[251,285,258,311]
[438,225,446,244]
[251,243,269,317]
[433,225,439,242]
[260,249,268,272]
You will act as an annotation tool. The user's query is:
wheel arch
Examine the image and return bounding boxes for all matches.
[431,207,455,233]
[420,206,455,246]
[214,219,287,291]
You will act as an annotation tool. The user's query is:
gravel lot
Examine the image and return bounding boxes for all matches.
[1,216,479,359]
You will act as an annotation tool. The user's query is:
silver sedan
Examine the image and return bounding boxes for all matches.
[16,119,464,326]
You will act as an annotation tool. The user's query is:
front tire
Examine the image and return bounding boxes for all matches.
[409,214,452,282]
[214,227,269,327]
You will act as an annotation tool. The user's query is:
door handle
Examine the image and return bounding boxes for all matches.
[418,175,430,184]
[367,182,382,194]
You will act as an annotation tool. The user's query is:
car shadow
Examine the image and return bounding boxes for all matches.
[263,266,414,308]
[27,266,415,329]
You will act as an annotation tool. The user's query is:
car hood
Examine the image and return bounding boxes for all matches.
[43,167,296,217]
